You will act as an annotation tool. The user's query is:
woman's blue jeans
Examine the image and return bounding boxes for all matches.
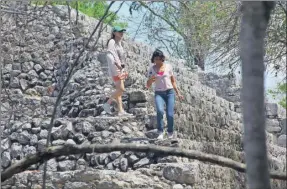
[154,89,175,133]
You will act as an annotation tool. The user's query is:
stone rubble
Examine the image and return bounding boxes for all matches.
[1,4,286,189]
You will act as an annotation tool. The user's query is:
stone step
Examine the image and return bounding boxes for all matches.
[173,122,276,150]
[5,115,283,172]
[147,138,244,164]
[173,139,285,172]
[178,87,237,113]
[173,66,199,80]
[54,117,144,139]
[145,127,242,152]
[173,103,278,144]
[179,83,217,96]
[146,162,286,189]
[176,122,242,148]
[150,137,285,171]
[46,111,272,147]
[3,162,286,189]
[176,78,200,88]
[2,170,171,189]
[267,143,287,161]
[177,139,244,162]
[174,106,241,132]
[2,161,286,189]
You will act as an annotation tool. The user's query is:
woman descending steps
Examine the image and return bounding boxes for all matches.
[146,49,184,140]
[103,26,133,117]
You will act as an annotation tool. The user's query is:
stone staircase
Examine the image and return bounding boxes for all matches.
[2,57,286,188]
[2,112,286,188]
[5,56,287,188]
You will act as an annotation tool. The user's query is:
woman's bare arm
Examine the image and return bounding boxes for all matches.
[171,76,180,95]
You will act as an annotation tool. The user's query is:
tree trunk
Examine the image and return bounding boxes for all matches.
[194,52,205,71]
[240,2,275,189]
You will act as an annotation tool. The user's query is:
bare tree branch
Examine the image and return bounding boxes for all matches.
[132,11,147,41]
[1,143,286,183]
[66,1,71,24]
[75,1,79,25]
[139,1,185,37]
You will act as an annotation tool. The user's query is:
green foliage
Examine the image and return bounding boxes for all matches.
[178,1,237,60]
[129,1,238,69]
[265,3,286,74]
[30,0,127,28]
[268,82,287,109]
[130,1,285,73]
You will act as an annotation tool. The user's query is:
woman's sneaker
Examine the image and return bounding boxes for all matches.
[167,132,174,139]
[118,111,133,117]
[157,132,164,140]
[103,103,112,115]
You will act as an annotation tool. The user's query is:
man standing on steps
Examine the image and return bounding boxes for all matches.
[103,26,133,117]
[146,49,184,139]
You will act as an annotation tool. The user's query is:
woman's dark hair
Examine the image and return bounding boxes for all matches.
[106,32,115,46]
[151,49,165,63]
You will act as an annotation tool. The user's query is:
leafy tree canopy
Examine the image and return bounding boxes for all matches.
[31,0,127,28]
[268,82,287,109]
[129,1,286,75]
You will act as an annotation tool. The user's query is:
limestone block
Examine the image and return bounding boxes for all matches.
[278,135,286,147]
[277,105,286,119]
[12,63,21,71]
[266,103,279,118]
[97,52,108,65]
[266,126,281,134]
[163,163,199,185]
[22,61,34,72]
[129,90,147,103]
[266,119,280,130]
[266,119,281,133]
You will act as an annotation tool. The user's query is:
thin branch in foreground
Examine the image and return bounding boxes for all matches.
[0,6,3,185]
[44,1,115,149]
[41,2,116,188]
[139,1,184,37]
[1,143,286,182]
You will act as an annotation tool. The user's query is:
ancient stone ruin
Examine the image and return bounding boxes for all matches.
[1,5,286,189]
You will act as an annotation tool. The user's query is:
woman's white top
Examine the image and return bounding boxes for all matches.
[107,39,125,67]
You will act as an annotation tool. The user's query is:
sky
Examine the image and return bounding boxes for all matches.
[109,1,285,101]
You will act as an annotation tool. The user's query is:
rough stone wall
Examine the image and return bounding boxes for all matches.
[265,103,287,147]
[1,5,286,189]
[198,72,241,104]
[198,71,286,147]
